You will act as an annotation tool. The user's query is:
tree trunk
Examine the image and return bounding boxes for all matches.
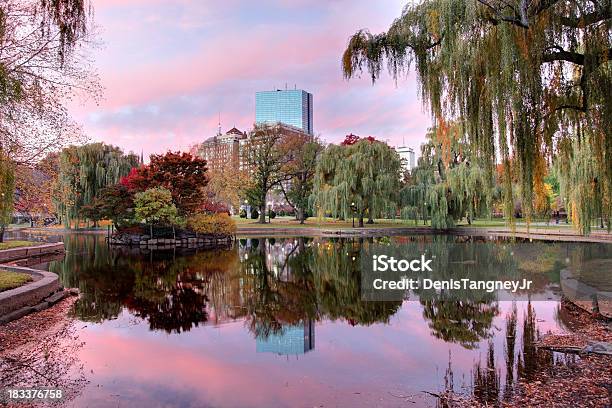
[0,225,5,243]
[150,224,153,239]
[259,205,266,224]
[358,214,364,228]
[298,208,305,224]
[367,213,374,224]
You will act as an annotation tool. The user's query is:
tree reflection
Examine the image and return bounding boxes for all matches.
[49,234,549,348]
[240,238,401,338]
[421,299,498,349]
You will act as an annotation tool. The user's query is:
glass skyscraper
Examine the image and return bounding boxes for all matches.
[255,89,313,134]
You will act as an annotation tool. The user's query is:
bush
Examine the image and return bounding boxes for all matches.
[187,213,237,236]
[268,209,276,219]
[251,209,259,219]
[202,201,230,214]
[239,209,247,218]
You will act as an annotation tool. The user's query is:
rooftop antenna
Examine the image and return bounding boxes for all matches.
[140,149,144,165]
[294,84,296,90]
[285,82,287,90]
[218,112,221,136]
[402,136,405,147]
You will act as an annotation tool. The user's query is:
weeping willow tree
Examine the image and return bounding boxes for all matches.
[342,0,611,233]
[0,149,15,242]
[557,134,610,233]
[401,121,493,229]
[311,137,401,227]
[53,143,139,227]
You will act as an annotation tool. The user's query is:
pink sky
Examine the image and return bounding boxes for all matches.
[71,0,431,158]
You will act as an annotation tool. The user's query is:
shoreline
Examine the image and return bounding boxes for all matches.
[235,225,612,243]
[8,224,612,243]
[0,243,69,324]
[447,299,611,407]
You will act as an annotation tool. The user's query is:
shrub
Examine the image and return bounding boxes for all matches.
[202,201,230,214]
[239,209,247,218]
[251,209,259,219]
[187,213,236,236]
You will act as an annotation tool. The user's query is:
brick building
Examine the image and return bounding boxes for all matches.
[196,127,247,171]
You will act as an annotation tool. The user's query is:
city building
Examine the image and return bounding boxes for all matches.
[196,127,247,171]
[396,146,416,173]
[256,320,315,355]
[255,88,313,134]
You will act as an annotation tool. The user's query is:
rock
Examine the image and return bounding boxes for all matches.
[585,341,612,356]
[45,290,67,305]
[33,301,50,312]
[0,306,35,324]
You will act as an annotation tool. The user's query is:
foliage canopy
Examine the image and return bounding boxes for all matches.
[343,0,611,231]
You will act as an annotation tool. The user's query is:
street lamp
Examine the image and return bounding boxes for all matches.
[267,201,273,223]
[350,202,357,228]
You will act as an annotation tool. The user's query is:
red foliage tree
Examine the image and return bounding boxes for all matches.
[341,133,360,145]
[119,167,146,191]
[341,134,377,146]
[130,152,209,214]
[201,201,230,215]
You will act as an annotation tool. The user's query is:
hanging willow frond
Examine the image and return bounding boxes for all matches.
[342,0,611,233]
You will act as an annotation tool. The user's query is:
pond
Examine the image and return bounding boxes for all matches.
[8,232,612,407]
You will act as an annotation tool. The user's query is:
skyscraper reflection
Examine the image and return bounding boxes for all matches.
[256,320,315,356]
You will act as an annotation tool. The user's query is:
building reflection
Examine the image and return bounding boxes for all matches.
[256,320,315,356]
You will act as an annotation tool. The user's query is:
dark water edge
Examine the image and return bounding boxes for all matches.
[4,231,605,407]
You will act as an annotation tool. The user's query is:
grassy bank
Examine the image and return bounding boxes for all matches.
[234,216,611,232]
[0,240,42,250]
[234,216,430,229]
[0,270,32,292]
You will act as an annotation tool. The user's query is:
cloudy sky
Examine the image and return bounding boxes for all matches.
[71,0,431,158]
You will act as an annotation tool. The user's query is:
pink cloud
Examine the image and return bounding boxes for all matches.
[71,0,431,158]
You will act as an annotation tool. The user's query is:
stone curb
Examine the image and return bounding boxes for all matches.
[0,265,61,317]
[236,227,438,238]
[0,242,65,264]
[0,288,79,325]
[454,228,612,243]
[235,226,612,243]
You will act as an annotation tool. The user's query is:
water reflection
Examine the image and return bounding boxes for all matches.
[256,320,315,355]
[48,236,405,335]
[23,233,606,407]
[45,235,610,342]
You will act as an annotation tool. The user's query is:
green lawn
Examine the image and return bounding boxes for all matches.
[0,270,32,292]
[234,216,610,232]
[234,216,431,229]
[0,240,42,250]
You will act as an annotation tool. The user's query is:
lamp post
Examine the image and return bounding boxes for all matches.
[350,202,356,228]
[267,201,273,223]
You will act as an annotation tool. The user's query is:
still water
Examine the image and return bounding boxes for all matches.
[14,233,607,407]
